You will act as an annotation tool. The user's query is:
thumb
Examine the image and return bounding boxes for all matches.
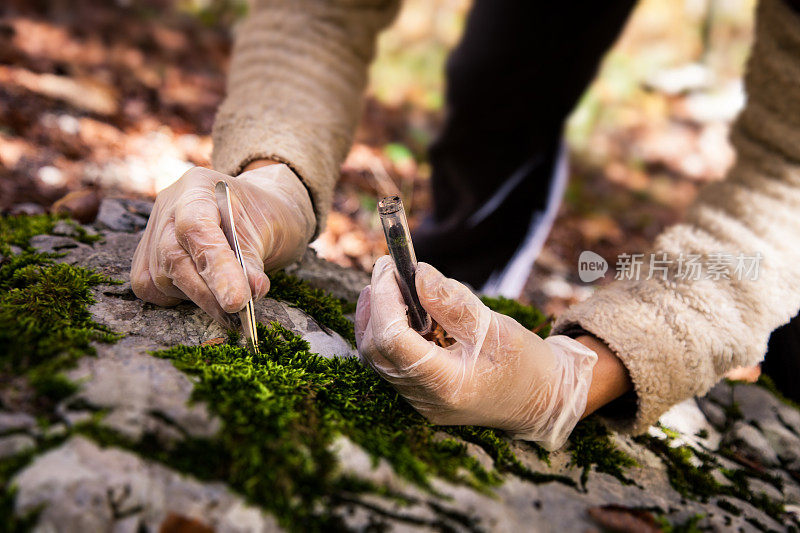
[415,262,492,344]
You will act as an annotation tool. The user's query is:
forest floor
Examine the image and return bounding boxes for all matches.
[0,0,755,314]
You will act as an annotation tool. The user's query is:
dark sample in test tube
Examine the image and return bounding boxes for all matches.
[378,196,432,335]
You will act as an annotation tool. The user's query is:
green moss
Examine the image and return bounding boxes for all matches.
[147,322,572,530]
[449,426,570,485]
[636,432,786,522]
[0,214,113,528]
[661,425,682,440]
[268,271,356,345]
[636,433,718,500]
[481,296,551,336]
[655,513,705,533]
[720,468,785,520]
[0,213,99,255]
[0,214,120,530]
[0,258,120,402]
[338,299,357,315]
[0,215,108,531]
[0,215,119,407]
[567,417,637,487]
[723,402,743,427]
[136,270,641,528]
[717,446,784,493]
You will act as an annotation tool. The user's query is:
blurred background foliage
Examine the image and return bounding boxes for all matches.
[0,0,755,312]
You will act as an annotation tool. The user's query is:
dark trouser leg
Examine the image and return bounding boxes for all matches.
[415,0,637,288]
[762,315,800,403]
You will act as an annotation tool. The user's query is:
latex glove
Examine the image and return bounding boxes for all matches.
[355,256,598,450]
[131,165,315,324]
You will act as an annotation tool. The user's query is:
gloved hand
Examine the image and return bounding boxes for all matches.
[355,256,598,450]
[131,164,315,324]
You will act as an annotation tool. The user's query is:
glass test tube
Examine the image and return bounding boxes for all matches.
[377,196,432,335]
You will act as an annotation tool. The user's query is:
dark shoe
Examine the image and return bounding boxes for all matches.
[413,145,567,296]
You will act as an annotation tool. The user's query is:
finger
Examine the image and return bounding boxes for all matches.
[154,220,231,325]
[151,220,191,300]
[415,262,491,344]
[369,256,448,373]
[240,247,270,301]
[355,285,371,351]
[168,253,233,326]
[173,183,252,313]
[130,218,181,307]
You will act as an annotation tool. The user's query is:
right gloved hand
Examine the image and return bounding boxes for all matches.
[355,257,598,450]
[130,164,315,324]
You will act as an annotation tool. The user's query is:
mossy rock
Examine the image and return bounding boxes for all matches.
[1,205,799,532]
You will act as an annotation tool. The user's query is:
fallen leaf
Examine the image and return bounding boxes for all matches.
[159,513,214,533]
[587,505,661,533]
[201,337,226,347]
[51,188,101,223]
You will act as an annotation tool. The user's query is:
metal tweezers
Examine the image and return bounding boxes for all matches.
[215,181,260,353]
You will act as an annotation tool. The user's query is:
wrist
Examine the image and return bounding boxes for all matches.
[576,334,632,418]
[507,335,597,450]
[241,160,314,225]
[239,161,314,222]
[243,159,283,172]
[237,162,316,267]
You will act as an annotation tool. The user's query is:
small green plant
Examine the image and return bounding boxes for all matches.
[0,260,119,373]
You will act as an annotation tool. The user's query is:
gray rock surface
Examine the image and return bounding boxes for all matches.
[4,202,800,532]
[62,343,221,444]
[0,435,36,460]
[728,421,781,467]
[95,198,152,232]
[13,437,279,533]
[286,247,370,303]
[51,224,356,359]
[760,420,800,471]
[0,412,37,435]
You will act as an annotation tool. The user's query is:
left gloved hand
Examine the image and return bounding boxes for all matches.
[355,256,598,450]
[130,164,315,324]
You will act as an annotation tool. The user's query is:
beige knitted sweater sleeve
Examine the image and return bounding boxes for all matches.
[553,0,800,434]
[211,0,400,235]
